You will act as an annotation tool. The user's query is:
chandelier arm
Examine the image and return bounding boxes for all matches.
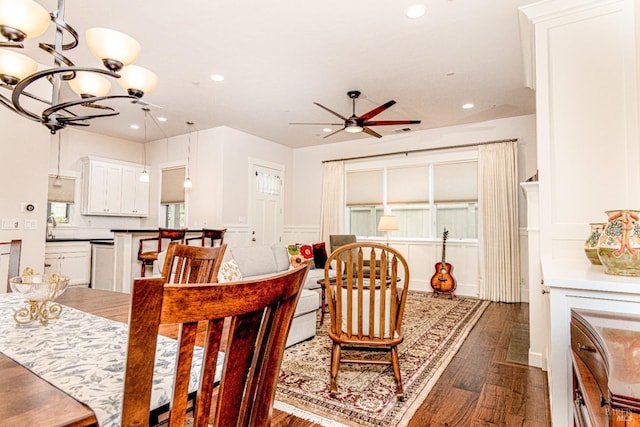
[0,42,24,48]
[11,67,120,123]
[46,11,79,52]
[38,12,79,80]
[44,94,135,123]
[0,93,17,113]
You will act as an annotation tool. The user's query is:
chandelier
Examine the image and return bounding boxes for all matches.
[0,0,158,134]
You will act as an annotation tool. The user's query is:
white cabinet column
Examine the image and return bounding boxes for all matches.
[520,0,640,424]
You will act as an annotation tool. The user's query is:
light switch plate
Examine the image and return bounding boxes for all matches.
[24,219,37,230]
[1,218,22,229]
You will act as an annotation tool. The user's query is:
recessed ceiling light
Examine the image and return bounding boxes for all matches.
[210,74,224,82]
[130,124,140,130]
[406,4,427,19]
[446,71,455,76]
[157,116,168,122]
[323,128,332,133]
[462,103,475,109]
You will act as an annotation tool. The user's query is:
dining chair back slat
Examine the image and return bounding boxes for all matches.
[161,242,226,284]
[122,264,309,426]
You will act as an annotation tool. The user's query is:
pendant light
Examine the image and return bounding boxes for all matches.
[184,121,194,188]
[53,132,63,187]
[139,108,150,182]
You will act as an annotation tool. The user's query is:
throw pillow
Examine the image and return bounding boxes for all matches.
[217,259,242,283]
[312,242,328,269]
[287,244,315,269]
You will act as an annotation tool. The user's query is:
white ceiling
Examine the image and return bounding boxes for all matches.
[17,0,536,148]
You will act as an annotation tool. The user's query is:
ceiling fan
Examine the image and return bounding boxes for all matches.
[290,90,421,138]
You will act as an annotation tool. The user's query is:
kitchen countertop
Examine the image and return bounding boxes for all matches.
[46,238,114,245]
[110,229,204,233]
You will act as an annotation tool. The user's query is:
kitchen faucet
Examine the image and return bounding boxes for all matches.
[47,215,57,239]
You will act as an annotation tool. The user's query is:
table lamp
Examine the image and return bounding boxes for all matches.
[378,215,399,246]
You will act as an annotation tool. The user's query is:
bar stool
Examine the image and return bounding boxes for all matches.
[186,228,226,247]
[137,228,187,277]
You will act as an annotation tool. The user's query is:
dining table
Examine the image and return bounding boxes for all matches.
[0,287,213,427]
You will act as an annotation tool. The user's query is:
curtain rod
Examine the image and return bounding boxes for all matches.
[321,138,518,163]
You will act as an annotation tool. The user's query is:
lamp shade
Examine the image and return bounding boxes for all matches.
[377,215,399,232]
[68,71,111,97]
[86,27,141,71]
[117,65,158,97]
[0,0,50,40]
[0,48,37,84]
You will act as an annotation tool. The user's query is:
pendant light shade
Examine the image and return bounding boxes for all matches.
[0,0,50,41]
[117,65,158,97]
[183,177,192,188]
[86,27,141,72]
[68,71,111,97]
[139,169,150,182]
[0,48,37,85]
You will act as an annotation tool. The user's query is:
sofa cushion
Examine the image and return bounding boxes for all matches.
[294,289,320,317]
[287,244,315,268]
[312,242,328,268]
[217,259,242,283]
[272,244,291,272]
[229,246,277,277]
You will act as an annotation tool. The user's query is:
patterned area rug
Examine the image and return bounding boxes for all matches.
[274,291,490,426]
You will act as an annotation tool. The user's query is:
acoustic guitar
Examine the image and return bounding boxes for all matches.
[430,228,456,298]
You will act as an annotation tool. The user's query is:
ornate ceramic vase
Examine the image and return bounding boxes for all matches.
[597,210,640,276]
[584,223,605,265]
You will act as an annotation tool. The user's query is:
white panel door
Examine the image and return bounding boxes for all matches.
[250,163,283,245]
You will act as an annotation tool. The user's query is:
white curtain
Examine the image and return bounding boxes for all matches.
[319,161,345,244]
[478,141,520,302]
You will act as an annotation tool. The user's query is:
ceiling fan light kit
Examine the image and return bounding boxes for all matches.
[0,0,157,134]
[290,90,421,139]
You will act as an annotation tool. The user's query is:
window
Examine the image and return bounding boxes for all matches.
[346,159,478,240]
[161,167,186,228]
[47,176,75,224]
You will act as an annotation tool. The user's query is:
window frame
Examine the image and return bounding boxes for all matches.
[344,148,479,242]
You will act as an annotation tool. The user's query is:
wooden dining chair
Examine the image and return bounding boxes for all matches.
[122,264,310,427]
[185,228,226,247]
[324,242,410,400]
[1,240,21,292]
[161,242,227,284]
[138,228,187,277]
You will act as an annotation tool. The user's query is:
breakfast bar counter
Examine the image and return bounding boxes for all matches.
[110,229,203,293]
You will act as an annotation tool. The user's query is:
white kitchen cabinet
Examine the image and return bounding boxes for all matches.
[121,166,149,216]
[44,242,91,287]
[81,157,149,217]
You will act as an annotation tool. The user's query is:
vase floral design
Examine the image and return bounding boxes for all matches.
[597,210,640,276]
[585,223,605,265]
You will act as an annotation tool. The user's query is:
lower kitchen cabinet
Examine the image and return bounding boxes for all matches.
[44,242,91,287]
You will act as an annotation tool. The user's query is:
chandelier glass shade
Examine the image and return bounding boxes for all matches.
[0,0,158,134]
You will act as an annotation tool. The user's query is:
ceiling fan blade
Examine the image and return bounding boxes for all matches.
[314,102,348,121]
[358,100,396,121]
[362,126,383,138]
[323,127,345,139]
[289,122,344,126]
[363,120,421,126]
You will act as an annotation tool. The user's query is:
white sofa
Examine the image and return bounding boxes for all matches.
[223,245,324,347]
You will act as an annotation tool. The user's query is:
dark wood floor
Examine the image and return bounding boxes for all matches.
[271,302,551,427]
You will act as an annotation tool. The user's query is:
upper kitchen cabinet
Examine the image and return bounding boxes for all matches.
[81,157,149,217]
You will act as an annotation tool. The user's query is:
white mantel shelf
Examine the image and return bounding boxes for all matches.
[543,257,640,295]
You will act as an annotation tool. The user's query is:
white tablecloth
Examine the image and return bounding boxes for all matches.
[0,293,223,427]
